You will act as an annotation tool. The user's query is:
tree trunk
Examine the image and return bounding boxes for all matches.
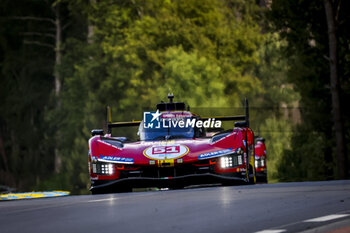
[0,135,9,172]
[324,0,348,179]
[88,0,96,44]
[54,4,62,173]
[54,6,62,98]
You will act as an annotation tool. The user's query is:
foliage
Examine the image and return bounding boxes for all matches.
[259,117,293,182]
[278,126,329,182]
[0,0,57,190]
[0,0,305,193]
[268,0,350,180]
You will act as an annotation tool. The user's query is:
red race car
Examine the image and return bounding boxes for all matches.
[254,137,267,183]
[88,95,257,194]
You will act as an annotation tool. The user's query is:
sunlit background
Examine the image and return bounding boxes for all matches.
[0,0,349,194]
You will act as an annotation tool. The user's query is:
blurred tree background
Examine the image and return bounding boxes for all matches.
[0,0,348,194]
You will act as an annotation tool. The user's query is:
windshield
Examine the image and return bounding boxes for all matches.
[139,117,195,141]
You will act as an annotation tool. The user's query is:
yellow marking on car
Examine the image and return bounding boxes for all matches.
[0,191,70,200]
[250,155,255,167]
[158,159,175,167]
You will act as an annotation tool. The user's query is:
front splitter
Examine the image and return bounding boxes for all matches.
[90,173,247,194]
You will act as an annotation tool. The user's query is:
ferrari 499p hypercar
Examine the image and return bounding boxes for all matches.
[255,137,267,183]
[88,95,257,194]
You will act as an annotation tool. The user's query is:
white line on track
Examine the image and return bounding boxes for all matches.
[254,230,286,233]
[255,213,350,233]
[86,192,156,203]
[303,214,350,223]
[87,198,118,203]
[1,193,155,214]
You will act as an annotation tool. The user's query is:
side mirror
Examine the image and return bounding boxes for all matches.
[256,137,265,142]
[91,129,104,136]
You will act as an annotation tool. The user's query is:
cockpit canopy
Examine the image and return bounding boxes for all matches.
[139,111,200,141]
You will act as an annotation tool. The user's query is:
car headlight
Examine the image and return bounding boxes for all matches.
[220,154,243,168]
[255,158,265,168]
[101,163,114,175]
[220,157,232,168]
[237,155,243,165]
[92,162,114,175]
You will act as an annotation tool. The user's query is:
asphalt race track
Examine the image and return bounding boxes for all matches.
[1,180,350,233]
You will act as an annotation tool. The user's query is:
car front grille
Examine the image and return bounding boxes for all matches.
[120,164,215,179]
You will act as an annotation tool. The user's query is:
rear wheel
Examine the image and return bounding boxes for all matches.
[262,176,268,183]
[258,175,268,183]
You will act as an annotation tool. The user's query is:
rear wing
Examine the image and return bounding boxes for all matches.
[106,106,140,134]
[106,98,250,134]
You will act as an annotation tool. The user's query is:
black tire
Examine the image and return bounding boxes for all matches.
[221,180,235,186]
[91,189,101,195]
[255,174,268,183]
[262,176,268,183]
[114,186,132,193]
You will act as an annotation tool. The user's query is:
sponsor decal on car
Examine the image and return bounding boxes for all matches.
[99,155,134,164]
[143,144,189,160]
[198,148,233,160]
